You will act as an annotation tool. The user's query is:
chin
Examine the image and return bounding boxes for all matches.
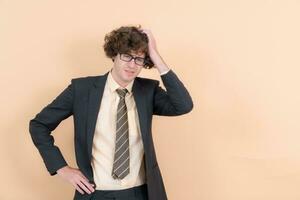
[123,73,136,80]
[121,76,132,83]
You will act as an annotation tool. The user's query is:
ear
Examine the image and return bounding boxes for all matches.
[114,53,119,61]
[112,55,117,62]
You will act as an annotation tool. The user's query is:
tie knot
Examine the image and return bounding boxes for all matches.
[116,88,128,98]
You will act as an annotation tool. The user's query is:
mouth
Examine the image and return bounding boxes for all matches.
[124,69,135,75]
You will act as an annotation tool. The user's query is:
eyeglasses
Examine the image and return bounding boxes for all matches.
[119,53,145,66]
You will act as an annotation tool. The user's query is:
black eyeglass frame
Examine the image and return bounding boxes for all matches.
[119,53,146,66]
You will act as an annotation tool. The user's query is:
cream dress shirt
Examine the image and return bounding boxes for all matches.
[91,71,146,190]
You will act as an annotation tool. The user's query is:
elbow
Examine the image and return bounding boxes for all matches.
[178,91,194,115]
[184,100,194,114]
[29,119,39,141]
[29,119,39,134]
[176,99,194,115]
[29,118,47,140]
[29,119,35,135]
[186,100,194,113]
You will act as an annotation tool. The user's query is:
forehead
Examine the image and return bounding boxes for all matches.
[128,50,145,57]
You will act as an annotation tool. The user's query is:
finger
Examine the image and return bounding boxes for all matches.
[77,181,92,194]
[77,179,94,194]
[80,178,95,193]
[77,172,89,182]
[77,173,95,189]
[140,29,148,34]
[74,183,85,194]
[144,29,151,34]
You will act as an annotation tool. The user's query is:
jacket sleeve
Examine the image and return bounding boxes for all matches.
[153,70,193,116]
[29,81,74,175]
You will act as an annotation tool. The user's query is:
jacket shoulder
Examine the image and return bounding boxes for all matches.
[71,75,100,84]
[71,75,105,90]
[135,76,159,86]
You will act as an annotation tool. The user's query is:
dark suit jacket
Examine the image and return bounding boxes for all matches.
[29,70,193,200]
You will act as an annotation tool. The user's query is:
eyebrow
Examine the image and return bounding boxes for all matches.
[127,53,145,58]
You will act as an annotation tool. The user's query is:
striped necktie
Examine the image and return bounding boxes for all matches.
[112,88,130,179]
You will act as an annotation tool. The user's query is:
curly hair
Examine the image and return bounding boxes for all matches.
[103,25,154,69]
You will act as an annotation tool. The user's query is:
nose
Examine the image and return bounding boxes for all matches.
[128,59,136,68]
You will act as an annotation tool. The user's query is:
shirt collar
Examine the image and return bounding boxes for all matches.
[107,70,134,94]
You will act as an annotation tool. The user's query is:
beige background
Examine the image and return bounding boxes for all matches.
[1,0,300,199]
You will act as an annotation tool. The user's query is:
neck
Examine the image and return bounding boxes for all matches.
[111,68,128,88]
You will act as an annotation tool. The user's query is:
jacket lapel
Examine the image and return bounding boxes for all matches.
[132,78,149,147]
[86,72,108,162]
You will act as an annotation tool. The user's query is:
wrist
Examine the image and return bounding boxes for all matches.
[57,165,69,174]
[157,65,170,74]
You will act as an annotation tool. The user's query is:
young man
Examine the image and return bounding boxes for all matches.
[29,26,193,200]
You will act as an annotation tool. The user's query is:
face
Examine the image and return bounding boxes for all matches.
[111,51,145,87]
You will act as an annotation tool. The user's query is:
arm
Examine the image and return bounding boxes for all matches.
[140,29,193,116]
[29,81,95,194]
[29,83,74,175]
[153,70,193,116]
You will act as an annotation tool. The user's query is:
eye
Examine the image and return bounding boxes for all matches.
[123,54,132,59]
[135,57,145,63]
